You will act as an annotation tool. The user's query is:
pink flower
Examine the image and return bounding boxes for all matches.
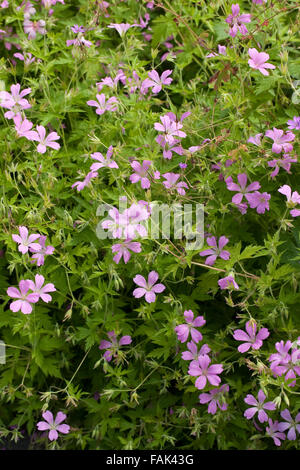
[133,271,165,303]
[107,23,135,36]
[247,133,263,146]
[181,341,211,361]
[27,274,56,303]
[141,70,173,94]
[188,355,223,389]
[162,173,188,195]
[72,170,98,191]
[226,4,251,38]
[265,128,295,154]
[30,235,55,266]
[199,236,230,266]
[226,173,260,206]
[287,116,300,131]
[252,0,267,4]
[269,343,300,387]
[0,1,9,8]
[244,390,276,423]
[111,239,141,264]
[269,340,293,368]
[13,114,37,140]
[37,411,70,441]
[218,276,239,290]
[248,48,276,76]
[90,146,118,171]
[266,419,286,447]
[154,115,186,145]
[0,83,31,119]
[31,125,60,153]
[156,135,183,160]
[66,37,92,48]
[13,52,36,65]
[23,19,46,39]
[233,320,269,353]
[206,45,227,58]
[129,160,152,189]
[199,384,229,415]
[71,25,86,33]
[7,280,39,314]
[267,154,297,179]
[278,409,300,441]
[246,191,271,214]
[12,226,41,254]
[99,330,132,362]
[175,310,206,344]
[87,93,118,115]
[278,185,300,217]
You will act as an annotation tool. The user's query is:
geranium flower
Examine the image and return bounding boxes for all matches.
[129,160,152,189]
[12,226,41,254]
[7,280,39,314]
[90,146,118,170]
[162,173,188,195]
[218,276,239,290]
[181,341,211,361]
[188,355,223,389]
[199,384,229,415]
[154,115,186,145]
[30,235,55,266]
[87,93,118,115]
[265,128,295,154]
[278,185,300,217]
[175,310,206,344]
[13,51,36,65]
[133,271,165,303]
[233,320,269,353]
[287,116,300,131]
[156,135,184,160]
[13,114,37,140]
[247,133,263,146]
[246,191,271,214]
[0,83,31,119]
[31,125,60,153]
[107,23,136,36]
[267,154,297,179]
[244,390,276,423]
[27,274,56,303]
[266,419,286,447]
[248,48,276,76]
[226,173,261,205]
[111,239,141,264]
[23,19,46,39]
[37,411,70,441]
[99,330,132,362]
[278,409,300,441]
[226,4,251,38]
[199,236,230,266]
[141,70,173,94]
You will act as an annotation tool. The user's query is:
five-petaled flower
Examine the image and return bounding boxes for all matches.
[226,4,251,38]
[199,384,229,415]
[31,125,61,154]
[199,236,230,266]
[175,310,206,344]
[133,271,165,303]
[7,280,39,314]
[99,330,132,362]
[244,390,276,423]
[129,160,152,189]
[233,320,269,353]
[28,274,56,303]
[248,48,276,76]
[188,354,223,389]
[141,70,173,94]
[12,226,41,254]
[111,239,141,264]
[87,93,118,115]
[37,411,70,441]
[278,185,300,217]
[278,409,300,441]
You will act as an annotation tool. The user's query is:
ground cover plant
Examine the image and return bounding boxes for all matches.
[0,0,300,450]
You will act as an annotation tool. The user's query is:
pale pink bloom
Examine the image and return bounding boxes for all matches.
[278,185,300,217]
[175,310,206,344]
[18,1,36,18]
[107,23,135,36]
[13,52,36,65]
[30,236,55,266]
[12,226,41,254]
[226,4,251,37]
[247,133,263,146]
[156,135,184,160]
[129,160,152,189]
[154,115,186,145]
[99,331,132,362]
[111,239,141,264]
[244,390,276,423]
[41,0,65,8]
[188,355,223,389]
[265,128,295,154]
[23,19,46,39]
[0,83,31,119]
[133,271,165,303]
[101,203,149,239]
[37,411,70,441]
[287,116,300,131]
[199,236,230,266]
[0,1,9,8]
[206,45,227,58]
[267,154,297,179]
[233,321,269,353]
[87,93,118,115]
[31,125,60,153]
[199,384,229,415]
[28,274,56,303]
[246,191,271,214]
[162,172,188,195]
[7,280,39,314]
[90,146,118,171]
[252,0,267,4]
[141,70,173,94]
[96,70,126,91]
[248,48,276,76]
[72,171,98,191]
[218,276,239,290]
[13,114,37,140]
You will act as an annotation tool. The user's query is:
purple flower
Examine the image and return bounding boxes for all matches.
[233,320,269,353]
[133,271,165,303]
[265,128,295,154]
[154,115,186,145]
[90,146,118,171]
[199,384,229,414]
[175,310,206,344]
[247,133,263,146]
[278,409,300,441]
[246,191,271,214]
[129,160,152,189]
[37,411,70,441]
[71,25,86,33]
[72,171,98,191]
[0,83,31,119]
[269,346,300,387]
[23,19,46,39]
[248,48,276,76]
[278,185,300,217]
[226,173,261,206]
[287,116,300,131]
[111,239,141,264]
[87,93,118,115]
[28,274,56,303]
[7,280,39,314]
[188,355,223,389]
[199,236,230,266]
[13,51,36,65]
[269,340,293,368]
[162,173,188,195]
[244,390,276,423]
[141,70,173,94]
[156,134,183,160]
[99,330,132,362]
[31,125,60,153]
[30,235,55,266]
[13,114,37,140]
[101,203,150,239]
[12,226,41,254]
[266,419,286,447]
[107,23,136,36]
[181,341,211,361]
[268,154,297,179]
[226,4,251,38]
[218,276,239,290]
